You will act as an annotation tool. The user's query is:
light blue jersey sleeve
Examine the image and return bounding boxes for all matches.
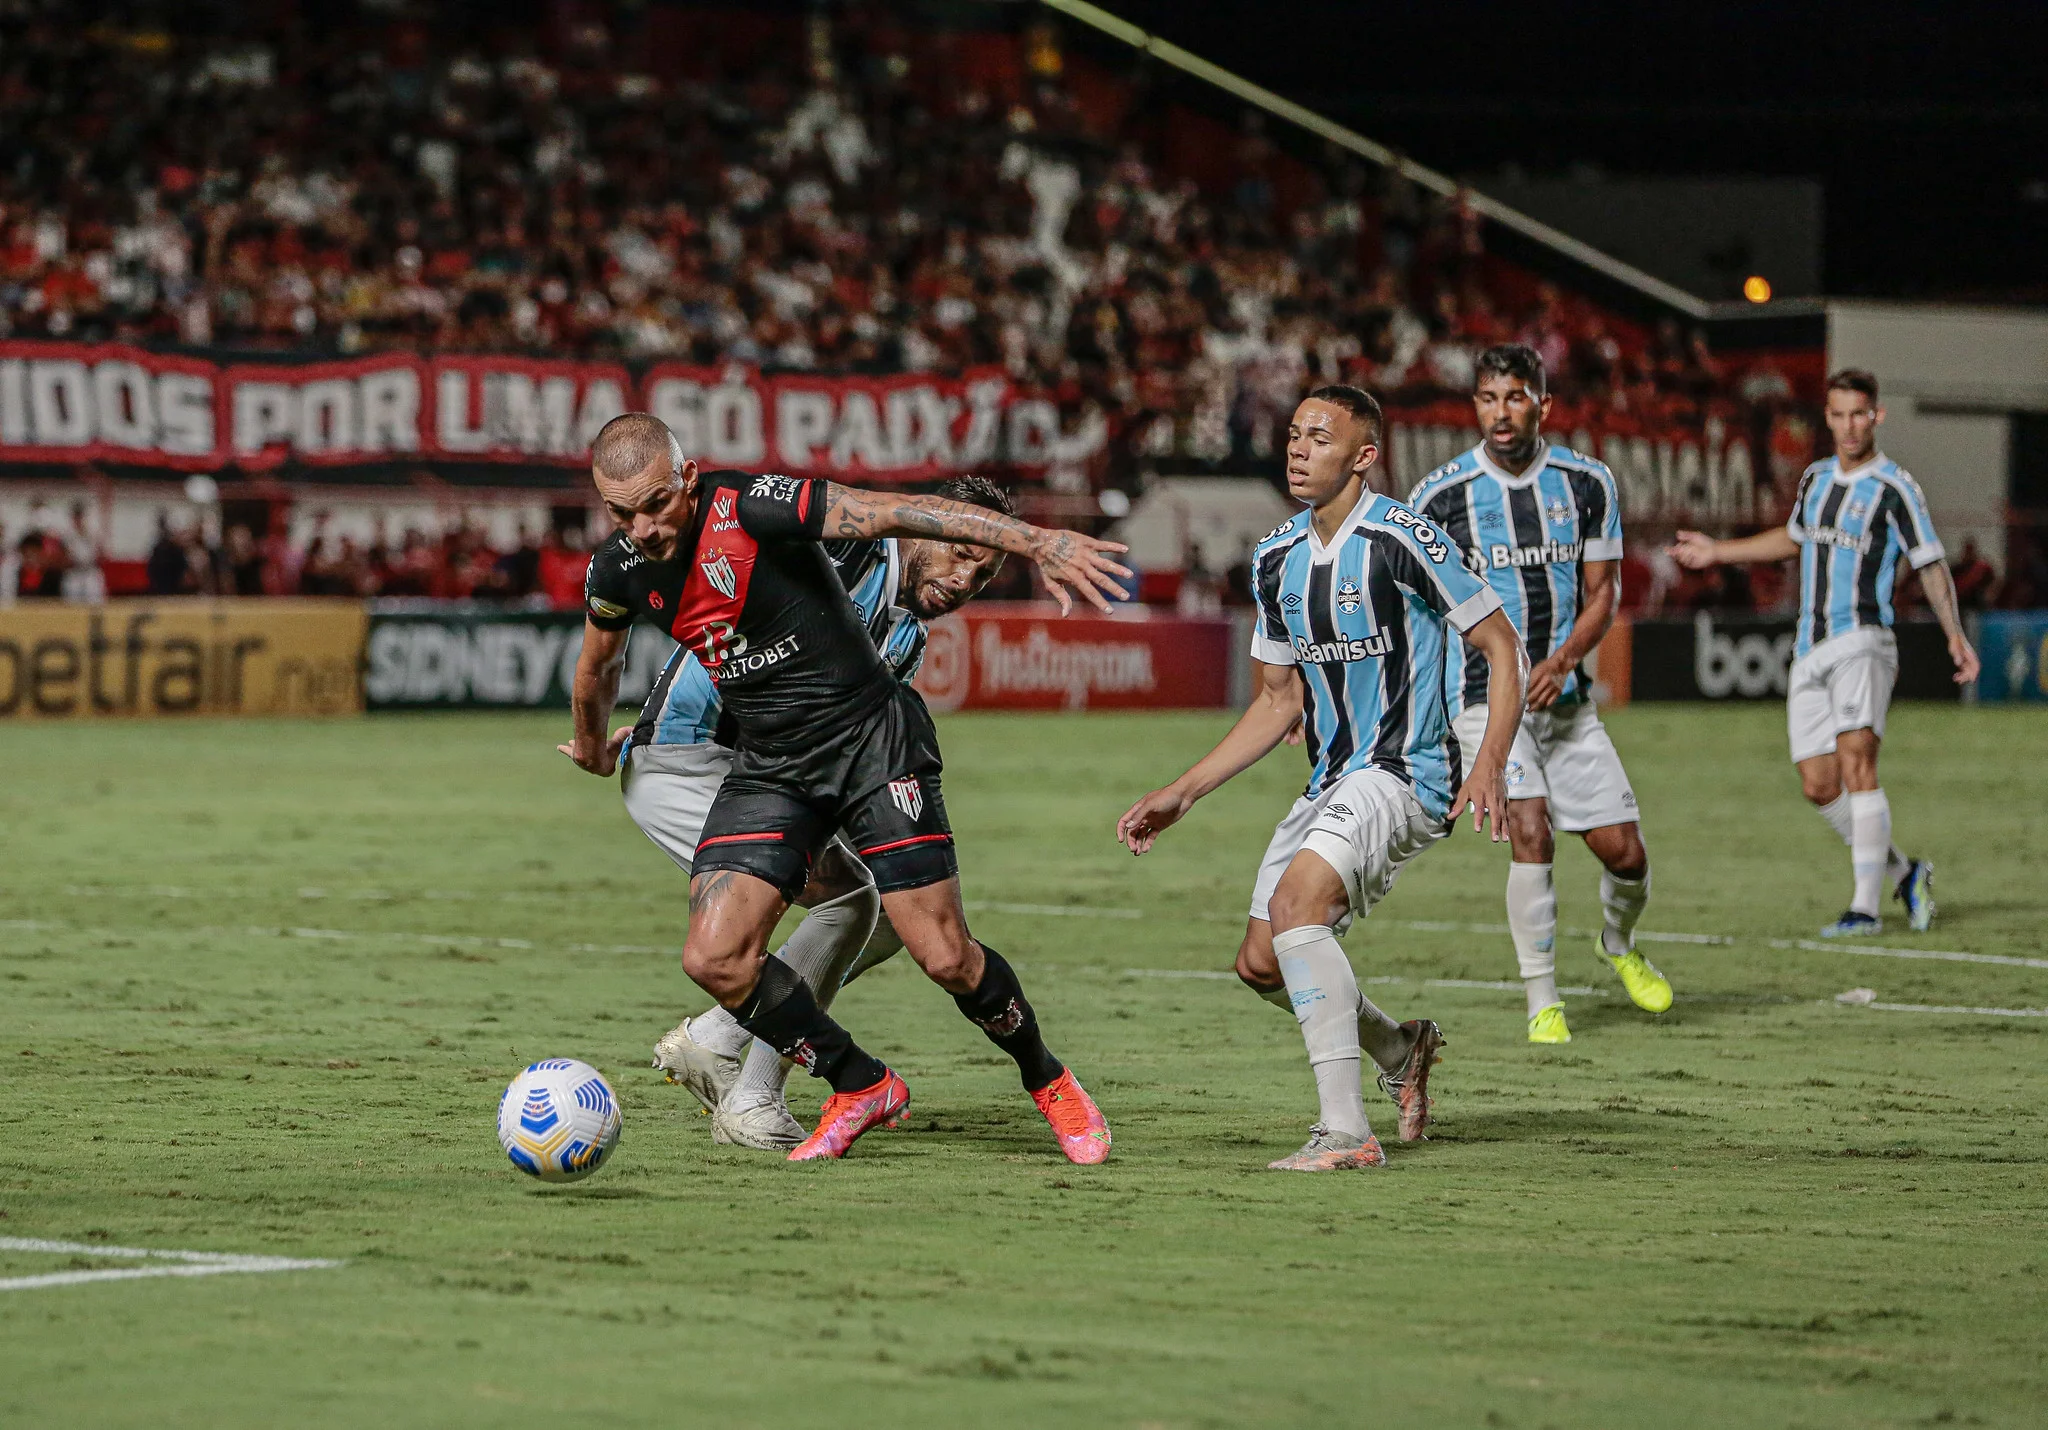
[1886,467,1945,569]
[1372,501,1503,633]
[1579,457,1624,563]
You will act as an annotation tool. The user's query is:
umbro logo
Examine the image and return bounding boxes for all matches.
[1325,803,1354,818]
[1282,593,1303,609]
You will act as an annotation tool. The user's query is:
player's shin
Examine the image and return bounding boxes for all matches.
[1819,792,1910,881]
[728,884,880,1110]
[1599,865,1651,955]
[1847,790,1892,918]
[1271,925,1372,1141]
[1507,862,1560,1017]
[952,945,1064,1091]
[732,957,888,1094]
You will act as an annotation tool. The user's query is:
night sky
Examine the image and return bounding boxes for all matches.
[1095,0,2048,301]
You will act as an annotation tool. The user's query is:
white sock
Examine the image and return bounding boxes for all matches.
[1818,793,1909,886]
[839,914,904,990]
[689,1004,752,1059]
[1506,862,1559,1018]
[1600,866,1651,956]
[729,884,880,1107]
[1256,977,1407,1072]
[1847,790,1891,918]
[1271,925,1370,1141]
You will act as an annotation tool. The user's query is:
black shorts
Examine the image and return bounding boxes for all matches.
[695,683,956,899]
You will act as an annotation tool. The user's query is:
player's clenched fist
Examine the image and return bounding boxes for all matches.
[558,724,633,777]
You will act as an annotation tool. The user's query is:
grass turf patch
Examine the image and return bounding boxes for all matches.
[1,705,2044,1427]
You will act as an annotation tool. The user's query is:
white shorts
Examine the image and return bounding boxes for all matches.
[619,742,735,873]
[1787,627,1897,764]
[1248,766,1446,932]
[1453,699,1639,833]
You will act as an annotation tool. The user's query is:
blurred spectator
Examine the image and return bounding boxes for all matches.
[1950,537,1996,609]
[145,513,187,595]
[58,500,104,603]
[0,0,1777,498]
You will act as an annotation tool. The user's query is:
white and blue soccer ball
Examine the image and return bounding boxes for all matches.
[496,1059,622,1183]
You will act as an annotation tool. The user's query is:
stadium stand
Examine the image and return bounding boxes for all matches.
[0,2,1861,607]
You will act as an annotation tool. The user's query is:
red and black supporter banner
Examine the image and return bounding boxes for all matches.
[0,342,1101,481]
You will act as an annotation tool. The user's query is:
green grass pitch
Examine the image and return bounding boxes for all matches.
[2,704,2045,1427]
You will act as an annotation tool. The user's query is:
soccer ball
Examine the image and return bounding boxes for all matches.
[496,1059,622,1183]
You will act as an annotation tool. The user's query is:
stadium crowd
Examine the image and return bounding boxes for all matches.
[0,0,1789,484]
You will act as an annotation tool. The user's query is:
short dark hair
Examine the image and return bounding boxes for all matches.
[591,412,678,482]
[934,474,1017,518]
[1826,368,1880,403]
[1305,384,1384,445]
[1474,343,1547,397]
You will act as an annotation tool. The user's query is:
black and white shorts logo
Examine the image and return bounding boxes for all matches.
[887,776,923,820]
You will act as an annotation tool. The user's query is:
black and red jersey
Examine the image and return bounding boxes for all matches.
[584,470,893,751]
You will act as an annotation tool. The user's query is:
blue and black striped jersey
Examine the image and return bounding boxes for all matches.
[1785,453,1944,658]
[1407,442,1623,718]
[1250,493,1503,819]
[632,537,926,751]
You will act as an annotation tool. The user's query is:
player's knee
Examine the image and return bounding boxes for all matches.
[1590,826,1647,879]
[1266,885,1335,935]
[915,933,980,989]
[680,937,753,1001]
[1800,770,1840,804]
[1235,936,1279,990]
[1507,804,1554,861]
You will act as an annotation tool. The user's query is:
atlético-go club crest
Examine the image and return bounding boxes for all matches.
[700,553,737,599]
[887,776,922,820]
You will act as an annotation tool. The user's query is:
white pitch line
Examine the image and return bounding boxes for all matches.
[0,1237,341,1293]
[1122,969,1606,997]
[1776,939,2048,970]
[1875,1002,2048,1018]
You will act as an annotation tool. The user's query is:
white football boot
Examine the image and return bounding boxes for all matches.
[651,1017,740,1114]
[711,1093,808,1151]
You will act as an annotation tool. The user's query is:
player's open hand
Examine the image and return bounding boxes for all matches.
[1949,631,1981,685]
[558,724,633,777]
[1450,755,1511,843]
[1031,528,1132,615]
[1668,530,1718,569]
[1116,785,1194,855]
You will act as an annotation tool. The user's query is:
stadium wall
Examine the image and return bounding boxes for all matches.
[1827,303,2048,577]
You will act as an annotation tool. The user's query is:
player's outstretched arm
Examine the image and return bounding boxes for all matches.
[1116,661,1303,855]
[557,621,632,776]
[1670,527,1799,568]
[1916,560,1982,684]
[822,481,1131,614]
[1450,609,1527,841]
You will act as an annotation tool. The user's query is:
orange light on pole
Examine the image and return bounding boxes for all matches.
[1743,275,1773,304]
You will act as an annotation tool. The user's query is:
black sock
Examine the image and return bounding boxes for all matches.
[734,958,887,1094]
[953,945,1064,1092]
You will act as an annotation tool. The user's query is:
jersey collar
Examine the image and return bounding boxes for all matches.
[1829,451,1886,483]
[1473,441,1550,488]
[1306,488,1374,560]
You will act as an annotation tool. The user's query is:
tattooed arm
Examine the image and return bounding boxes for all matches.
[821,481,1131,614]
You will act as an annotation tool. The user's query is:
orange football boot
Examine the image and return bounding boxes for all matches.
[1030,1069,1111,1164]
[787,1069,910,1162]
